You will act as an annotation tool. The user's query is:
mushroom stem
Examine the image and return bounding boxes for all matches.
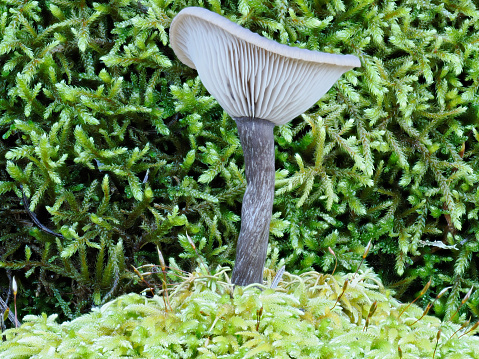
[231,117,275,286]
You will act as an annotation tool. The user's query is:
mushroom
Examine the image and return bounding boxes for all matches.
[170,7,361,286]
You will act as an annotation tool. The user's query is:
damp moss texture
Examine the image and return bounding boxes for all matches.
[1,0,479,323]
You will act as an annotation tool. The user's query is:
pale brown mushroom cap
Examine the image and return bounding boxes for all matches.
[170,7,361,125]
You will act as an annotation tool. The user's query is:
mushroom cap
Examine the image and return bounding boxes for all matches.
[170,7,361,125]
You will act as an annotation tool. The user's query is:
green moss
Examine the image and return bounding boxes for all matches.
[1,268,478,358]
[0,0,479,321]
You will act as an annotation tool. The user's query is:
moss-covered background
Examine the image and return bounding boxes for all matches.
[1,0,479,323]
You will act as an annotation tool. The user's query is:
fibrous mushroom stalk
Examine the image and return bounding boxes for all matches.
[231,117,275,286]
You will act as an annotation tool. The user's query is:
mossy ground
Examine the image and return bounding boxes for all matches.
[1,0,479,342]
[1,267,478,358]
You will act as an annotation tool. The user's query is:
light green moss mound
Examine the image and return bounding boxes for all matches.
[1,268,478,358]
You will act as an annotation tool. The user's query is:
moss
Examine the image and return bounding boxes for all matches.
[1,267,478,358]
[1,0,479,321]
